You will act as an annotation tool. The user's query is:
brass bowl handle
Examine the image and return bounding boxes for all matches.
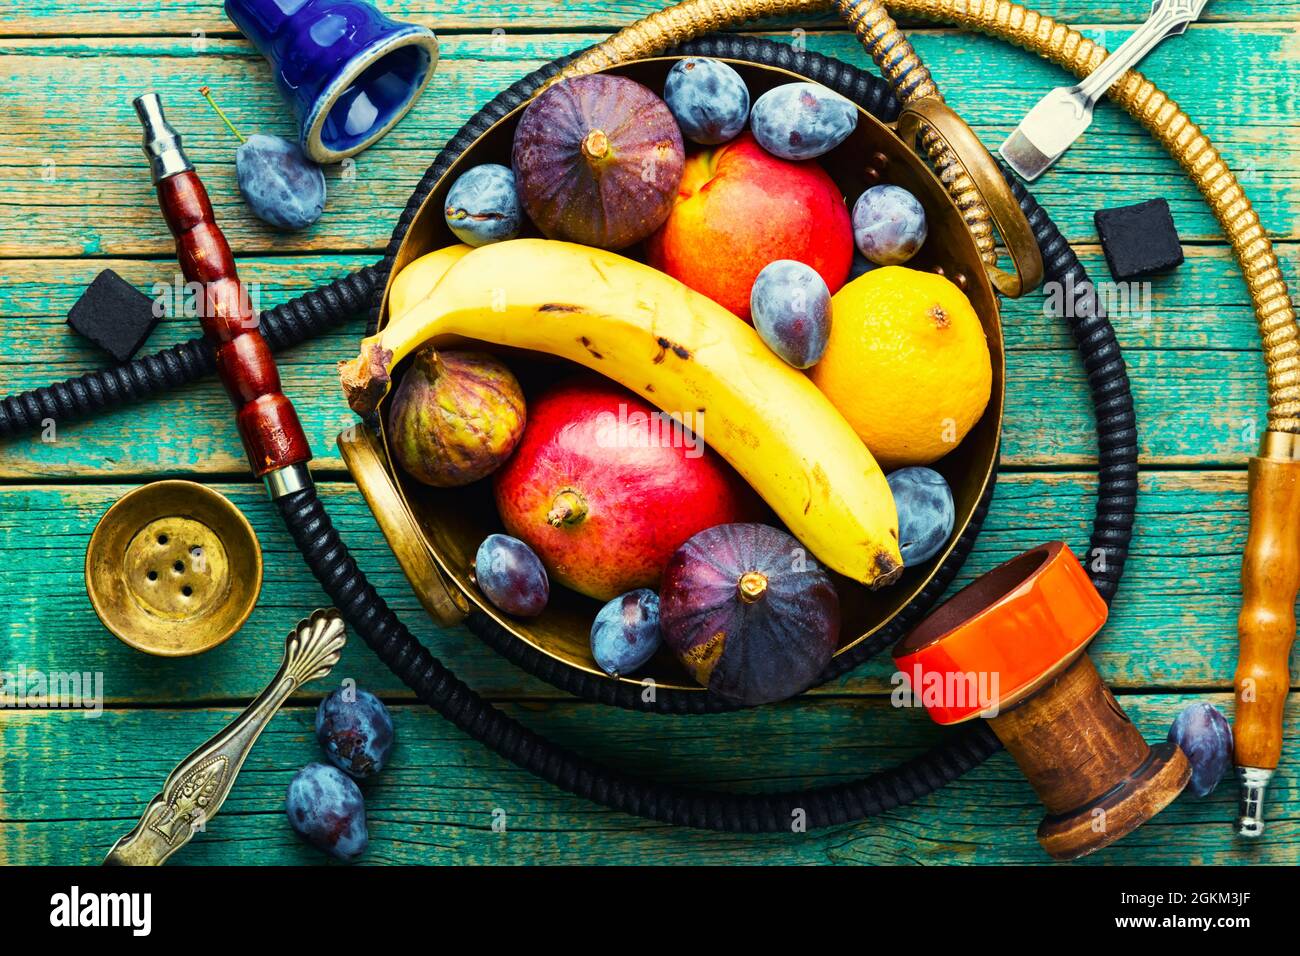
[896,97,1044,298]
[337,426,471,627]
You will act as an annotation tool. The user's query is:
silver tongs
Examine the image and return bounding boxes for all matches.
[1000,0,1212,181]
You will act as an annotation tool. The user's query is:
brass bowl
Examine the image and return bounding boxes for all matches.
[86,480,263,657]
[344,56,1032,695]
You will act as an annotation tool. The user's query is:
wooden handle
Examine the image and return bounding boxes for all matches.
[1233,455,1300,769]
[155,171,311,477]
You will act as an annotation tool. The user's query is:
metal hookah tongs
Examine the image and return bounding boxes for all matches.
[104,609,346,864]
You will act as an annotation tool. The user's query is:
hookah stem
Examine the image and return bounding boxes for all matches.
[132,94,311,480]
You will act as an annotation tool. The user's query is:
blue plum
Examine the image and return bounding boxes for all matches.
[235,133,326,231]
[749,82,857,161]
[590,588,663,676]
[475,533,549,617]
[315,686,395,780]
[887,467,955,565]
[750,259,832,368]
[852,184,927,265]
[663,57,750,145]
[848,251,880,281]
[285,762,368,863]
[444,163,522,247]
[1168,702,1233,797]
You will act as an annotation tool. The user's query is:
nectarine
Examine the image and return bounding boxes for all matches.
[647,132,853,320]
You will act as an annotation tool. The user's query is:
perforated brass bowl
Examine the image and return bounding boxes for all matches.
[86,480,263,657]
[349,57,1016,694]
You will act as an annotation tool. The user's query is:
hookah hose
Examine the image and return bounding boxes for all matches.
[16,0,1273,830]
[0,265,382,441]
[274,147,1126,827]
[128,27,1130,830]
[5,0,1284,833]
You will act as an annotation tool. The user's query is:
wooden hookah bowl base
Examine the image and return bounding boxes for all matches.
[1037,740,1190,861]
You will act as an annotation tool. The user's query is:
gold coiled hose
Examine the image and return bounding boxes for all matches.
[557,0,1299,433]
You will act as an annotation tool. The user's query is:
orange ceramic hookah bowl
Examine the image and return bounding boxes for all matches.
[893,542,1190,860]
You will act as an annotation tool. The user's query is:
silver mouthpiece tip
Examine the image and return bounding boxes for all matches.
[1236,766,1272,839]
[132,92,192,183]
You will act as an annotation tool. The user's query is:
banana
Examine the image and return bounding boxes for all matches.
[385,243,472,321]
[340,239,902,588]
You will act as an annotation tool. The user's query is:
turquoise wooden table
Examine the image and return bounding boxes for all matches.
[1,1,1297,866]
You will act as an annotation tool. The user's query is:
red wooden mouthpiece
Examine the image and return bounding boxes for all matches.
[154,171,311,477]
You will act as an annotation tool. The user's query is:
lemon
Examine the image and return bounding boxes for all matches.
[810,266,992,469]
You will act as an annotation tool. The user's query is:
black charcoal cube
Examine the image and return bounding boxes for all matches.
[1094,198,1184,281]
[66,269,161,363]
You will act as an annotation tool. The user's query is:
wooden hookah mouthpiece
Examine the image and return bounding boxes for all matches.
[894,542,1190,860]
[1231,432,1300,838]
[132,93,312,487]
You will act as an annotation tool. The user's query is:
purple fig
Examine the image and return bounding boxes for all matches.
[387,348,525,487]
[512,75,685,250]
[659,523,840,705]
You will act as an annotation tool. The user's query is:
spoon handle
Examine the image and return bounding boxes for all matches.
[1077,0,1213,102]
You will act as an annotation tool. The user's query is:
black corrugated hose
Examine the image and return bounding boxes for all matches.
[273,37,1136,829]
[1,37,1135,828]
[0,266,382,440]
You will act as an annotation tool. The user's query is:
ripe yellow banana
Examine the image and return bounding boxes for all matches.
[385,243,472,320]
[340,239,902,588]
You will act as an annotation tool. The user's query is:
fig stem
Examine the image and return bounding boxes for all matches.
[417,346,445,378]
[738,571,768,603]
[199,85,246,145]
[581,129,610,163]
[547,489,588,528]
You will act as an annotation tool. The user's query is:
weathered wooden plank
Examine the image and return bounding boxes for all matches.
[0,0,1292,36]
[5,242,1284,359]
[0,9,1291,874]
[0,472,1269,706]
[0,244,1283,476]
[0,335,1270,473]
[0,692,1287,865]
[0,29,1294,257]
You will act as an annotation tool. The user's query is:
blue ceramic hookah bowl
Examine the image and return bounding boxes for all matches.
[226,0,439,163]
